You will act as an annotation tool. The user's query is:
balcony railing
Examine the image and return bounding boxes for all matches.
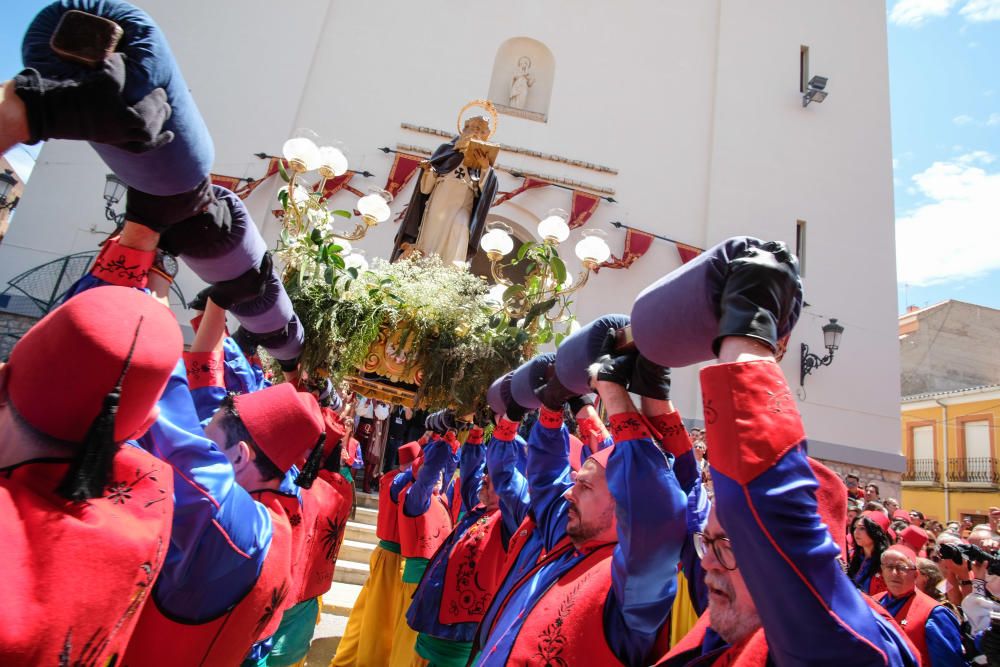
[948,458,1000,484]
[902,458,939,483]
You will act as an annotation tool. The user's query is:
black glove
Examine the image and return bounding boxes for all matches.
[534,372,577,411]
[13,54,173,150]
[715,241,801,354]
[505,400,528,423]
[593,329,637,388]
[129,178,220,235]
[187,287,210,312]
[630,355,671,400]
[205,253,274,311]
[568,393,596,416]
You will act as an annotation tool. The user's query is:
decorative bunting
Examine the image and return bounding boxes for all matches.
[568,190,601,229]
[597,228,655,271]
[676,242,701,265]
[492,176,550,207]
[383,152,424,197]
[210,157,283,200]
[315,172,362,201]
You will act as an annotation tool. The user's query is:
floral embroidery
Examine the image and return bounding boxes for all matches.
[321,516,347,562]
[703,399,718,425]
[531,570,598,667]
[255,581,290,638]
[766,387,793,413]
[92,253,148,285]
[448,513,491,617]
[103,466,160,506]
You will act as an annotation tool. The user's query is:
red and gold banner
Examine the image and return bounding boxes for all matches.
[568,190,601,229]
[383,152,424,198]
[210,157,284,200]
[676,242,701,265]
[598,228,655,271]
[315,172,361,201]
[492,176,550,207]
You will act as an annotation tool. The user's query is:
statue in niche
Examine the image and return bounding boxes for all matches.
[393,101,499,266]
[508,56,535,109]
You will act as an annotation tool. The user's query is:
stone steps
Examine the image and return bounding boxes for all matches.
[344,520,377,545]
[338,538,375,565]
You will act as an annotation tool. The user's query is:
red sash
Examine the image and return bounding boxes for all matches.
[298,472,352,601]
[439,507,506,624]
[0,448,173,667]
[376,469,402,542]
[874,589,940,667]
[398,486,453,559]
[123,493,294,666]
[507,542,621,666]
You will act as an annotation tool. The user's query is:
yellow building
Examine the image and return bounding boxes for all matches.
[901,384,1000,524]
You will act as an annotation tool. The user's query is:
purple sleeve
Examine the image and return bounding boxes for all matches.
[602,418,687,666]
[525,410,572,551]
[704,360,917,667]
[459,442,486,513]
[403,439,452,517]
[487,433,531,536]
[390,468,414,504]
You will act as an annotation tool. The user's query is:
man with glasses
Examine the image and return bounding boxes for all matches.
[875,545,966,666]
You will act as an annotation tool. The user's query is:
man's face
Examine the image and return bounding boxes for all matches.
[885,499,899,514]
[479,473,499,511]
[845,476,860,490]
[990,508,1000,532]
[563,459,616,546]
[462,118,490,142]
[865,485,879,501]
[881,550,917,598]
[701,509,761,645]
[911,511,925,527]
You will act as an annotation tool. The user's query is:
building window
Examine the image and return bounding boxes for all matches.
[800,45,810,93]
[904,423,937,482]
[954,417,997,484]
[795,220,806,276]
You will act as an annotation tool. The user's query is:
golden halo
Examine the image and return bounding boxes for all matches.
[457,99,499,139]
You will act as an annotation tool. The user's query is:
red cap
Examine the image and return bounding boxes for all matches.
[809,458,848,559]
[398,442,420,467]
[569,434,585,472]
[4,286,182,442]
[861,509,896,541]
[899,525,928,553]
[892,509,912,524]
[886,544,918,565]
[234,383,324,473]
[322,408,347,458]
[587,444,616,469]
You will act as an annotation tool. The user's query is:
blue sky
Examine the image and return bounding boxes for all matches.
[2,1,998,313]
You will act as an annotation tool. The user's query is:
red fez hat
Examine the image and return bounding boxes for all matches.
[892,509,912,524]
[398,442,420,467]
[886,543,918,565]
[586,444,616,469]
[5,286,181,443]
[900,525,928,554]
[234,383,324,473]
[322,408,347,458]
[862,510,891,532]
[569,434,585,472]
[808,458,848,559]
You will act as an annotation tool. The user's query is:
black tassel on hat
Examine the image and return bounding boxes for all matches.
[295,431,326,489]
[57,316,144,502]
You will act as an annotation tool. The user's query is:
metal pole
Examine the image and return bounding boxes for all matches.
[937,399,950,520]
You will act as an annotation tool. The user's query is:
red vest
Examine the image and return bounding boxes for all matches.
[655,612,770,666]
[505,541,620,666]
[0,449,173,667]
[376,469,403,543]
[398,486,453,559]
[123,492,294,667]
[875,589,940,667]
[297,472,353,602]
[449,475,462,525]
[439,507,506,625]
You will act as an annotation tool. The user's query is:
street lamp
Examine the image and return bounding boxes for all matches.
[800,317,845,385]
[103,174,127,232]
[802,75,829,108]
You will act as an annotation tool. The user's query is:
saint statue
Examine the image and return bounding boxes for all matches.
[392,113,499,265]
[508,56,535,109]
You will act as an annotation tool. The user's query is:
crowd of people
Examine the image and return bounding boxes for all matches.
[4,2,1000,666]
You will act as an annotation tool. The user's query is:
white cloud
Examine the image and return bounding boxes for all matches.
[988,113,1000,126]
[953,114,975,125]
[896,155,1000,286]
[889,0,960,26]
[959,0,1000,21]
[893,158,900,169]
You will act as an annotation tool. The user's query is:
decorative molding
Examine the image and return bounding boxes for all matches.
[395,144,616,196]
[492,102,548,123]
[399,123,618,175]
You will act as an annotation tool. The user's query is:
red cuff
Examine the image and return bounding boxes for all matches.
[699,360,805,485]
[608,412,655,443]
[90,237,154,289]
[493,418,519,441]
[648,411,691,458]
[184,350,225,389]
[445,431,460,454]
[538,406,564,429]
[577,415,609,445]
[466,426,485,445]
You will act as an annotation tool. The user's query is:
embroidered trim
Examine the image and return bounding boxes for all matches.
[493,418,519,441]
[183,351,225,389]
[91,238,153,288]
[648,411,691,458]
[608,412,654,443]
[538,407,564,429]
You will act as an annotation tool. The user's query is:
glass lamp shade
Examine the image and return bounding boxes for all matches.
[280,185,311,206]
[358,191,391,225]
[480,228,514,257]
[537,209,570,244]
[485,283,507,306]
[103,173,126,204]
[574,234,612,265]
[344,253,369,272]
[822,318,844,350]
[282,137,321,172]
[317,145,349,177]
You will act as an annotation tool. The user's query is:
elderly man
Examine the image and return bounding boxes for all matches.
[875,545,966,666]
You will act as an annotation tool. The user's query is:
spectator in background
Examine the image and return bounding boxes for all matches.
[884,497,900,515]
[990,507,1000,535]
[845,473,864,500]
[946,521,961,535]
[916,557,946,600]
[849,511,893,596]
[865,483,881,503]
[382,405,410,474]
[909,509,926,528]
[968,524,1000,548]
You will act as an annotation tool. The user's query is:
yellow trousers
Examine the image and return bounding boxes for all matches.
[670,569,699,646]
[386,581,422,667]
[329,546,403,667]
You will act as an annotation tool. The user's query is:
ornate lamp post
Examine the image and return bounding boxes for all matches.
[800,318,845,386]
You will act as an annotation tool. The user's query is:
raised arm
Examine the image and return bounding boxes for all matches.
[486,418,531,535]
[459,428,487,512]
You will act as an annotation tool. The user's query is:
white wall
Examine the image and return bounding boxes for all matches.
[0,0,901,469]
